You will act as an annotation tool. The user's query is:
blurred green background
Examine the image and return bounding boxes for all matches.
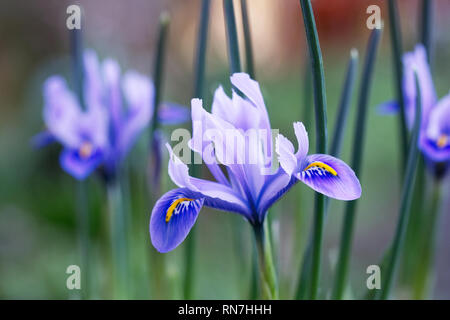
[0,0,449,299]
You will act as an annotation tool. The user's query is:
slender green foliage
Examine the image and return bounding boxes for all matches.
[295,50,358,299]
[388,0,408,168]
[299,0,328,300]
[420,0,433,63]
[223,0,241,74]
[332,29,381,299]
[379,71,422,299]
[240,0,255,78]
[151,12,170,135]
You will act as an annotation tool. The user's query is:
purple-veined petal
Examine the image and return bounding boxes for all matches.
[377,100,399,115]
[150,188,204,253]
[59,147,103,180]
[43,76,82,148]
[297,154,361,201]
[158,102,190,125]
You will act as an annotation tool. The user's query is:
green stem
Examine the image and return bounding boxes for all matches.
[240,0,255,78]
[379,70,422,300]
[223,0,241,74]
[388,0,408,169]
[412,180,442,299]
[107,179,129,299]
[330,49,358,157]
[76,181,90,299]
[309,194,325,300]
[253,221,278,300]
[332,29,381,300]
[299,0,328,299]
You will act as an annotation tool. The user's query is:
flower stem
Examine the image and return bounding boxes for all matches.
[378,70,422,300]
[253,221,278,300]
[223,0,241,74]
[299,0,328,299]
[107,178,129,299]
[76,181,91,299]
[387,0,408,170]
[332,29,381,299]
[412,180,442,299]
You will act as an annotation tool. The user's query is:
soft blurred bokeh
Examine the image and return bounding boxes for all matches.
[0,0,449,299]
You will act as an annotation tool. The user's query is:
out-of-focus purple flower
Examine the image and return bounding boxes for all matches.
[150,73,361,253]
[377,44,450,175]
[37,50,188,180]
[419,94,450,164]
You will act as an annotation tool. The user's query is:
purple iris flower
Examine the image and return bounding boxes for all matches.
[150,73,361,253]
[38,50,188,180]
[378,44,450,173]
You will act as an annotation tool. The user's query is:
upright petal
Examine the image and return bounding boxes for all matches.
[118,71,154,158]
[150,188,204,253]
[402,44,437,128]
[297,154,361,200]
[275,133,297,176]
[43,76,82,148]
[83,50,103,112]
[230,73,273,162]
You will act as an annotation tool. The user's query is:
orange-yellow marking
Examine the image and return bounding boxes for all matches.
[303,161,338,176]
[437,134,448,149]
[79,142,94,159]
[165,198,193,223]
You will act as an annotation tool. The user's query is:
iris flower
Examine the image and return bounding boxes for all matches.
[378,44,450,176]
[150,73,361,253]
[38,50,188,180]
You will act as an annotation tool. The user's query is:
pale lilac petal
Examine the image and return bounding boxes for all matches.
[293,122,309,160]
[402,44,437,128]
[118,71,154,158]
[275,133,297,176]
[83,50,103,112]
[43,76,82,148]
